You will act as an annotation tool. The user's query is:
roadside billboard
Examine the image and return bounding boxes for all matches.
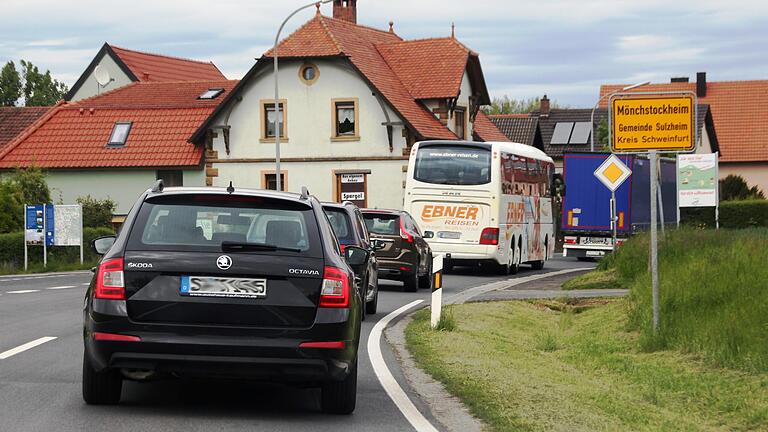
[678,153,718,208]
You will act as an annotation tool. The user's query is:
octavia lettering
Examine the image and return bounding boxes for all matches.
[421,205,480,226]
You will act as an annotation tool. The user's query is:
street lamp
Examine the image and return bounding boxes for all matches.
[590,80,650,152]
[273,0,333,192]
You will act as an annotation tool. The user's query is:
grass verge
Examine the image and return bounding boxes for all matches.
[0,259,97,276]
[406,300,768,431]
[561,268,619,290]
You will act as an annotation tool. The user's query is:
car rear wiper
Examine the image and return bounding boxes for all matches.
[221,241,301,253]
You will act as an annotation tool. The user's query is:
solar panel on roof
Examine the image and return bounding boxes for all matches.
[551,122,574,145]
[569,122,592,144]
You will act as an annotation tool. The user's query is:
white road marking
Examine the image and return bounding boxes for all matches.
[368,300,438,432]
[47,285,76,290]
[81,283,90,286]
[0,337,57,360]
[6,290,40,294]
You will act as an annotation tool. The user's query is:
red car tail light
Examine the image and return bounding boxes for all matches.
[319,266,349,308]
[93,332,141,342]
[95,258,125,300]
[564,236,578,245]
[299,341,346,349]
[399,218,413,243]
[479,227,499,245]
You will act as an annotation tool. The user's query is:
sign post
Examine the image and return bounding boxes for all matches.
[610,92,697,334]
[593,154,632,250]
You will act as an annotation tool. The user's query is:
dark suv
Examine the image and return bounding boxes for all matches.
[361,209,432,292]
[83,183,366,414]
[322,202,379,317]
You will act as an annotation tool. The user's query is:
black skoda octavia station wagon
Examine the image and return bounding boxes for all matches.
[83,182,366,414]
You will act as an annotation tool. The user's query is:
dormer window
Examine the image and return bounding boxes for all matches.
[198,88,224,100]
[107,122,132,147]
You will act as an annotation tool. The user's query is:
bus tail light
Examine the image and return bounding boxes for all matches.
[564,236,578,245]
[479,228,499,245]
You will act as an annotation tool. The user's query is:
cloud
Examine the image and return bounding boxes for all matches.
[615,35,706,64]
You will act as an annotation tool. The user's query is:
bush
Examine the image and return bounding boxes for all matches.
[720,174,765,201]
[604,228,768,372]
[0,166,51,233]
[681,200,768,229]
[77,195,116,228]
[0,227,114,273]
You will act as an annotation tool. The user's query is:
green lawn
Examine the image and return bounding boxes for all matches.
[406,301,768,431]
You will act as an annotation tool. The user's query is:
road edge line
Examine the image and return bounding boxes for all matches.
[368,299,438,432]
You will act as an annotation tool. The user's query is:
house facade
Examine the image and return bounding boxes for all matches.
[192,0,491,209]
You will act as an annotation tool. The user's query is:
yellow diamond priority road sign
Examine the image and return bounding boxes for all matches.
[611,93,696,153]
[594,155,631,191]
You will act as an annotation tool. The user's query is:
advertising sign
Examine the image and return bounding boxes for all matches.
[610,93,696,152]
[25,205,45,245]
[678,153,718,207]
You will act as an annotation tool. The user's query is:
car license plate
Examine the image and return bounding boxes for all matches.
[580,237,612,246]
[586,250,606,257]
[438,231,461,239]
[180,276,267,299]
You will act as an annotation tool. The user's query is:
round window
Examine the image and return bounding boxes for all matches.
[299,64,319,85]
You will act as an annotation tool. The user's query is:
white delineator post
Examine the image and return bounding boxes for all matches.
[430,254,444,329]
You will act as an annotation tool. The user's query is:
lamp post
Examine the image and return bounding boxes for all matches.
[590,81,650,152]
[273,1,332,192]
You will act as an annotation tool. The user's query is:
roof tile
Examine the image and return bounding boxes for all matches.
[110,45,226,82]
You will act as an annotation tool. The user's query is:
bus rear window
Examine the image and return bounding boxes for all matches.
[414,145,491,185]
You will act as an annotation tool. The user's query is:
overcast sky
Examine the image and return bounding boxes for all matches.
[1,0,765,107]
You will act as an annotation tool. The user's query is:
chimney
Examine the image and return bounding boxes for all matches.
[670,77,689,83]
[696,72,707,97]
[333,0,357,24]
[540,94,550,117]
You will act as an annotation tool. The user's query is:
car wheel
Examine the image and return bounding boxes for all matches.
[82,350,122,405]
[321,360,357,414]
[365,278,378,315]
[403,270,418,292]
[418,254,433,289]
[360,279,367,321]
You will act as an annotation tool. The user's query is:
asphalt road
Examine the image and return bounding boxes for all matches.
[0,256,593,432]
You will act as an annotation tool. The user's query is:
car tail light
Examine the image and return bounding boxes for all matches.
[93,332,141,342]
[95,258,125,300]
[615,238,626,247]
[564,236,578,245]
[399,265,411,271]
[479,227,499,245]
[400,218,413,243]
[339,244,347,254]
[319,266,349,308]
[299,341,346,349]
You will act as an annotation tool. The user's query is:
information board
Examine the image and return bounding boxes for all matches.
[53,205,83,246]
[678,153,718,207]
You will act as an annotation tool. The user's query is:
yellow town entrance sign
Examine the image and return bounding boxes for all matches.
[610,93,696,153]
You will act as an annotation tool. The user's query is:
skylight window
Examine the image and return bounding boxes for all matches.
[198,88,224,100]
[107,122,132,147]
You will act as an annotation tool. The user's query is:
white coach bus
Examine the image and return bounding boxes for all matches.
[404,141,555,274]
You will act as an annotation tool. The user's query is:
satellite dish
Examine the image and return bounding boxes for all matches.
[94,65,112,87]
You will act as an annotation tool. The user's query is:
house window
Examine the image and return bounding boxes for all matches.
[198,88,224,100]
[107,122,132,147]
[156,170,183,187]
[299,63,319,85]
[260,100,287,142]
[262,171,287,191]
[331,98,359,141]
[454,108,466,140]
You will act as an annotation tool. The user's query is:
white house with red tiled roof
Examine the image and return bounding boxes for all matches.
[191,0,492,209]
[0,80,237,215]
[66,43,227,102]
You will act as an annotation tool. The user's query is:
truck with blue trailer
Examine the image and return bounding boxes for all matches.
[561,152,677,259]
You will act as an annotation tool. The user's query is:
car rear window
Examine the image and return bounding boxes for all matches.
[363,213,399,235]
[126,194,321,256]
[324,207,357,245]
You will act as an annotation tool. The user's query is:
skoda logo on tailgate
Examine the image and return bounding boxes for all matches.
[216,255,232,270]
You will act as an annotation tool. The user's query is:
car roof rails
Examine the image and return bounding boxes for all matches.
[227,181,235,194]
[341,200,356,207]
[151,179,164,193]
[300,186,310,200]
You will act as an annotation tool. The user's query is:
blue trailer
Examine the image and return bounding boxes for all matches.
[561,152,677,259]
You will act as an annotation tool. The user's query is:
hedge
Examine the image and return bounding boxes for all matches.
[681,200,768,229]
[0,227,115,271]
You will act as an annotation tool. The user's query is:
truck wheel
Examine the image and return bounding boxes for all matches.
[321,360,358,414]
[82,351,122,405]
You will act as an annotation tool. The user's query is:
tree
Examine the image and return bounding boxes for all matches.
[20,60,68,106]
[0,61,22,106]
[596,118,610,151]
[77,195,116,228]
[483,95,562,115]
[719,175,765,201]
[0,167,51,233]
